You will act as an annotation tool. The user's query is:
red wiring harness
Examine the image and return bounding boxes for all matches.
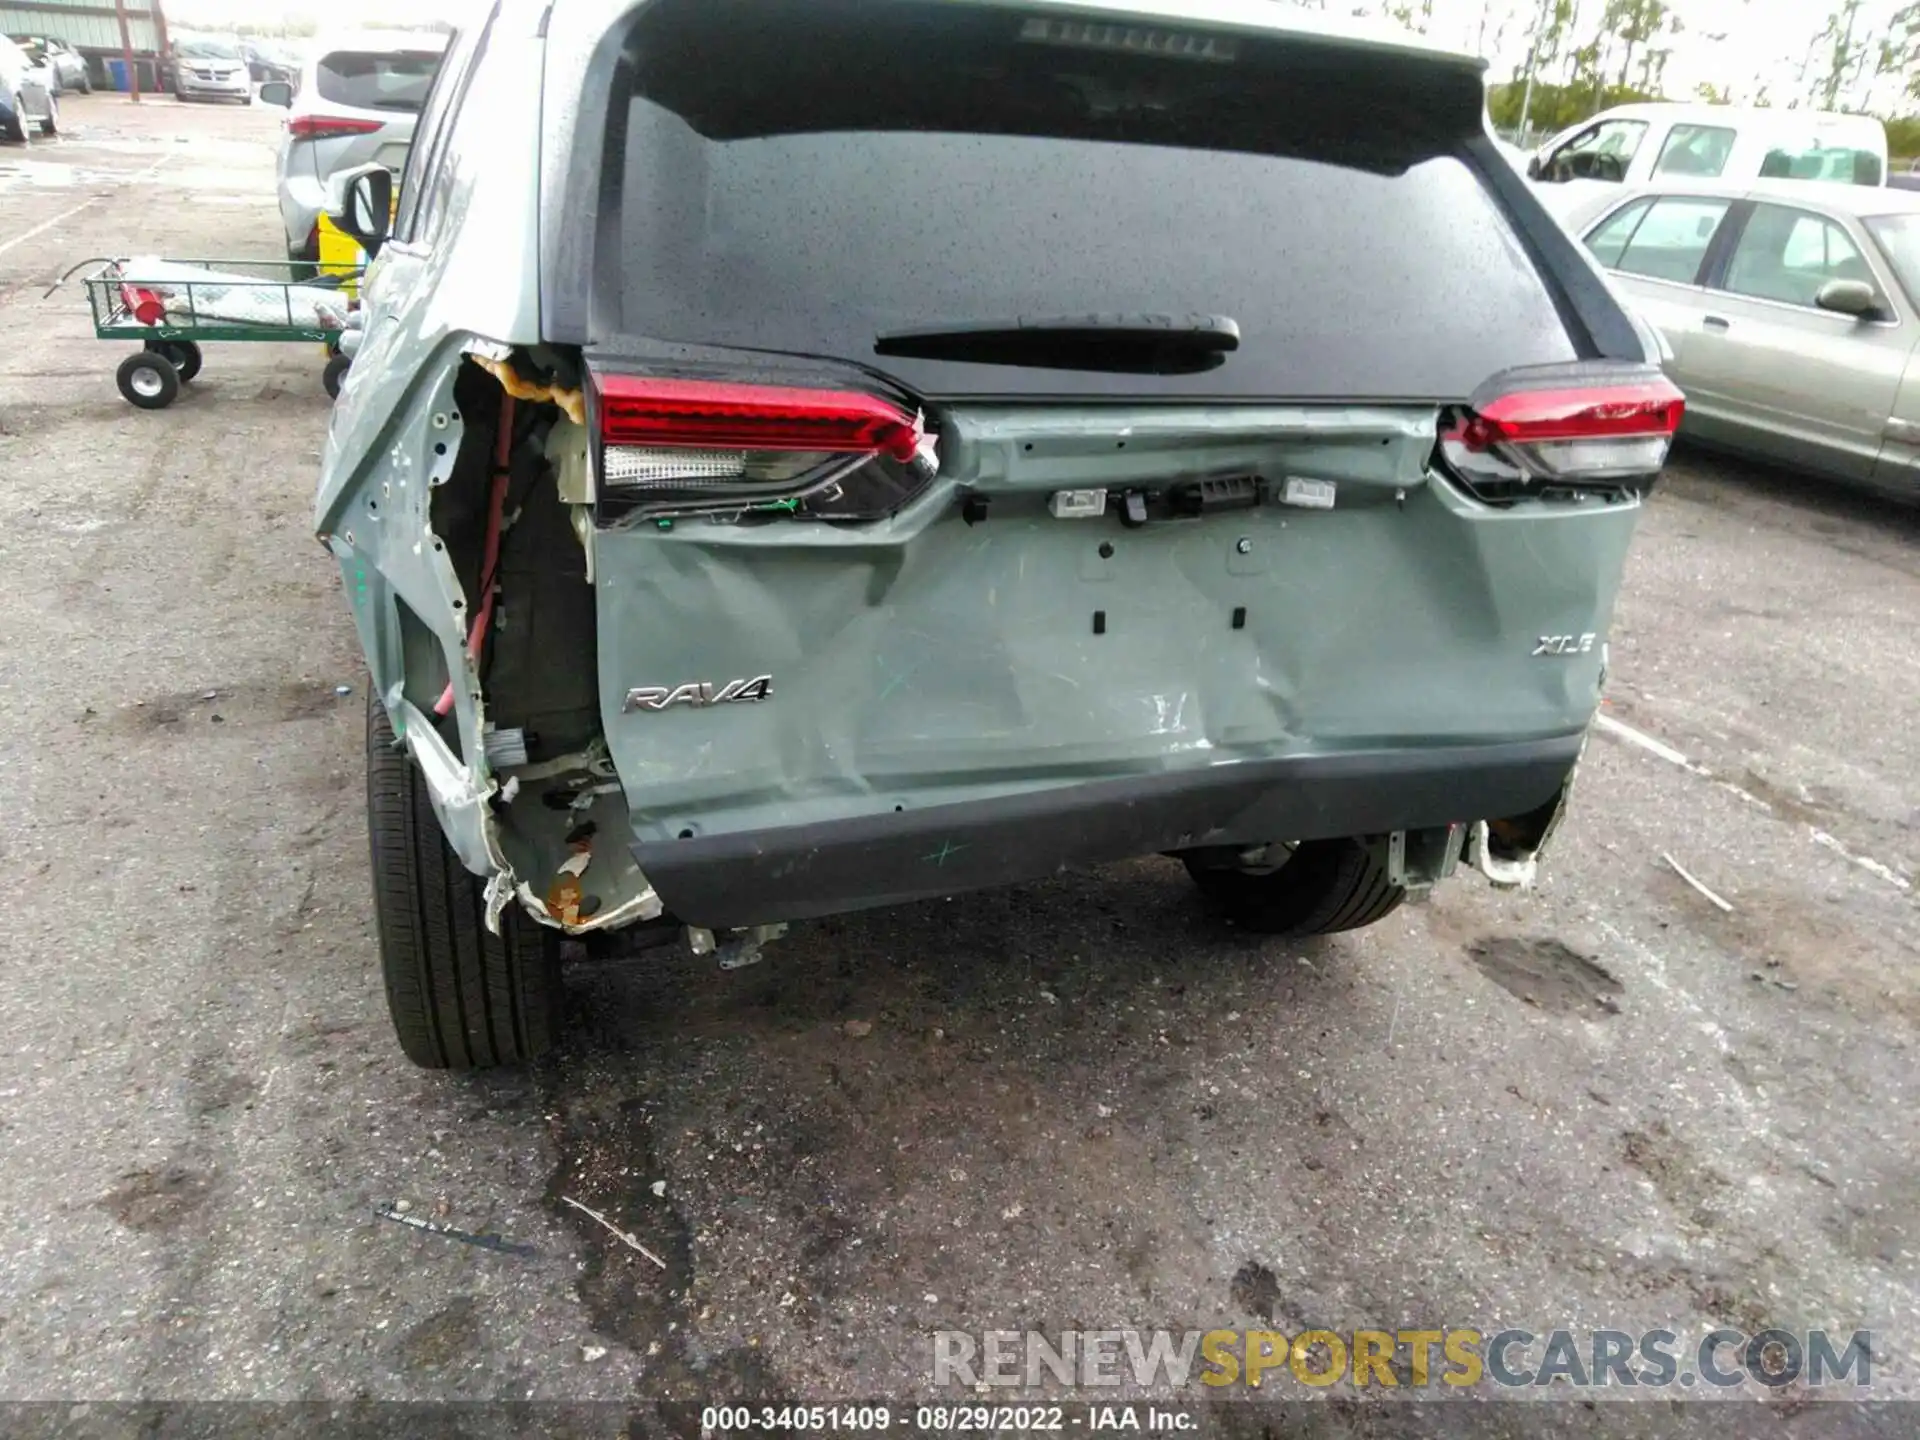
[434,393,518,718]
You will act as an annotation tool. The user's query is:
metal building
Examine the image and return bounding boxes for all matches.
[0,0,172,91]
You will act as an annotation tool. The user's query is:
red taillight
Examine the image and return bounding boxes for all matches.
[591,374,933,521]
[1458,380,1684,450]
[287,115,386,141]
[1443,371,1684,493]
[595,376,922,463]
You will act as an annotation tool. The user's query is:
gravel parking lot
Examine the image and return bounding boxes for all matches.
[2,97,1918,1430]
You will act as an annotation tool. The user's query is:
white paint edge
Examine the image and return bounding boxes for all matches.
[1594,711,1711,776]
[0,196,101,257]
[1811,829,1913,893]
[1597,712,1912,897]
[0,150,174,258]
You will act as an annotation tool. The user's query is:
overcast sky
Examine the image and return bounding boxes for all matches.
[162,0,1912,113]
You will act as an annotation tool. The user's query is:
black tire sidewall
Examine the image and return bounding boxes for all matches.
[1185,838,1404,938]
[365,693,562,1068]
[146,339,203,382]
[116,352,179,409]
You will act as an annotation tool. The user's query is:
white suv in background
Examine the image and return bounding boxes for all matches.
[262,31,446,265]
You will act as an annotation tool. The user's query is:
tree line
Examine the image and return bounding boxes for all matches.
[1337,0,1920,153]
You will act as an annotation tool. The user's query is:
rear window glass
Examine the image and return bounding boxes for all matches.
[316,50,440,112]
[1759,142,1884,186]
[603,0,1575,401]
[1652,124,1735,178]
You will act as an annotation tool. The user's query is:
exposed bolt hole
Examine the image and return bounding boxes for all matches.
[1098,541,1115,559]
[1116,440,1126,449]
[678,828,694,840]
[432,540,445,551]
[894,804,905,813]
[1022,442,1033,452]
[434,442,447,456]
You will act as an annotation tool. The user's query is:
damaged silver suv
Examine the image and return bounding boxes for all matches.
[320,0,1681,1067]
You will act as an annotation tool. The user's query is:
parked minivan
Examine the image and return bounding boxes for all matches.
[1528,103,1888,217]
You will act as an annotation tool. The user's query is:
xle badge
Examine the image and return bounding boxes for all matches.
[1533,633,1596,657]
[623,676,773,713]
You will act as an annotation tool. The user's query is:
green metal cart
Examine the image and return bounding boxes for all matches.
[58,256,365,409]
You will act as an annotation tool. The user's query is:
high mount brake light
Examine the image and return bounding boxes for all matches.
[1443,374,1684,492]
[595,377,922,463]
[592,374,931,521]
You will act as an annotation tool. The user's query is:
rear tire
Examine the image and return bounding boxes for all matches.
[116,351,179,409]
[323,351,351,399]
[145,339,201,382]
[38,95,57,135]
[1185,838,1405,937]
[5,95,28,143]
[366,692,563,1069]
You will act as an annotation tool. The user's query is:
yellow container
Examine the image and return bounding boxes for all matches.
[317,211,371,297]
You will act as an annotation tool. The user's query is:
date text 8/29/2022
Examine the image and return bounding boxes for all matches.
[698,1405,1199,1432]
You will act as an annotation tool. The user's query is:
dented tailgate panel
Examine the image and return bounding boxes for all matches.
[592,406,1639,847]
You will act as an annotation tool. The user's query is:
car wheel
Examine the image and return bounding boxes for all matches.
[366,691,563,1069]
[145,339,202,383]
[1185,837,1406,937]
[116,351,179,409]
[323,351,351,399]
[38,95,57,136]
[79,74,93,95]
[5,95,29,144]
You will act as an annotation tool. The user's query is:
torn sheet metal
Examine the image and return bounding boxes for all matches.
[469,352,586,426]
[323,344,661,939]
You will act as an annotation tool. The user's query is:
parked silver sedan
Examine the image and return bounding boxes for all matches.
[1564,180,1920,496]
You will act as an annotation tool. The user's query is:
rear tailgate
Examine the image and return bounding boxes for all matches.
[556,0,1660,872]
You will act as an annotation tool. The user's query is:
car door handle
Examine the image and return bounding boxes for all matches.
[1702,315,1731,332]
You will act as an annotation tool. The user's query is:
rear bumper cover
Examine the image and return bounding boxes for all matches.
[633,732,1586,929]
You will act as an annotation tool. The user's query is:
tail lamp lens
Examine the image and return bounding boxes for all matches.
[287,115,386,141]
[593,375,929,520]
[1443,373,1684,493]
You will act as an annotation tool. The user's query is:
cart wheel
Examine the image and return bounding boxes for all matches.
[145,339,202,383]
[323,352,351,400]
[117,352,180,410]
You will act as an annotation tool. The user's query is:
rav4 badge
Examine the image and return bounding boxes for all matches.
[623,676,774,712]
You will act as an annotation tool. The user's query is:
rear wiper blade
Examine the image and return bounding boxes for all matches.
[874,313,1239,375]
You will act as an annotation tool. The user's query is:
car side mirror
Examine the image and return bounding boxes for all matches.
[328,163,394,260]
[1815,278,1881,319]
[259,79,293,107]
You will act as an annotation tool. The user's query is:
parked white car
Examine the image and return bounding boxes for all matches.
[0,34,56,141]
[1528,104,1888,218]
